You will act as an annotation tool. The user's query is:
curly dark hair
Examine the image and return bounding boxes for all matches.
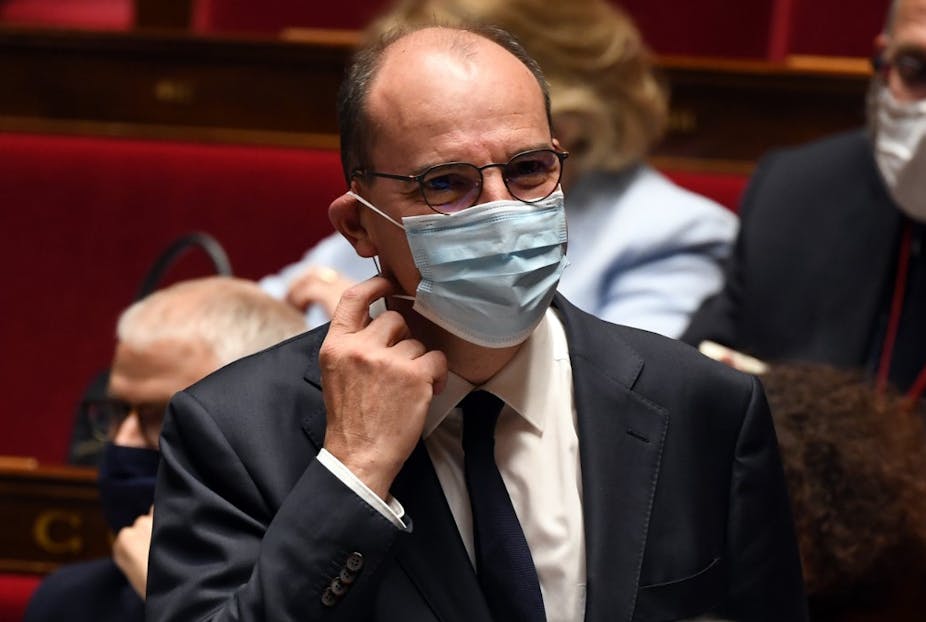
[761,362,926,609]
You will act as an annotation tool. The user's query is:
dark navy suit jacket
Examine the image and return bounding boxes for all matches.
[147,295,807,621]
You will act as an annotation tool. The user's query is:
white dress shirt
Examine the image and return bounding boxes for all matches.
[319,308,586,621]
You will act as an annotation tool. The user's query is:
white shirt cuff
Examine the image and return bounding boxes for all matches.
[316,448,407,529]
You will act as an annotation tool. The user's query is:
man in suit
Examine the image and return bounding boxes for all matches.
[147,25,806,621]
[24,277,305,622]
[683,0,926,400]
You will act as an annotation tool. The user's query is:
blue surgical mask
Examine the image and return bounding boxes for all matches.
[349,190,568,347]
[97,443,159,533]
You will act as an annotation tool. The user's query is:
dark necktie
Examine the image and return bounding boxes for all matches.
[460,390,546,622]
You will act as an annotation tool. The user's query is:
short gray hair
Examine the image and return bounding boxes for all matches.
[116,276,306,367]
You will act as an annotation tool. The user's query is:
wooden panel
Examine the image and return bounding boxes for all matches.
[0,26,354,148]
[657,55,871,166]
[0,27,873,170]
[0,459,111,574]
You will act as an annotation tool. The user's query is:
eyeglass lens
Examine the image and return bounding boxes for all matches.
[894,51,926,90]
[84,399,166,444]
[421,149,562,214]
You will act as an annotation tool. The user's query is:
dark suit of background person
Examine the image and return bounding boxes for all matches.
[147,26,806,622]
[683,130,913,380]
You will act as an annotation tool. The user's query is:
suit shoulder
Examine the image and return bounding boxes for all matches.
[187,326,325,399]
[557,294,752,395]
[606,323,760,421]
[618,323,751,381]
[755,129,872,182]
[741,128,884,225]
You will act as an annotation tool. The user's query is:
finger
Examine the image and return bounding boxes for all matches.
[415,350,449,392]
[286,277,327,311]
[329,275,394,334]
[389,338,428,360]
[365,310,412,346]
[285,283,314,311]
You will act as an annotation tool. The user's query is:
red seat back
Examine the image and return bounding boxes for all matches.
[0,133,344,463]
[0,573,42,621]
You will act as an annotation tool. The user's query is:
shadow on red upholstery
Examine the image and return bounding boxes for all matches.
[661,168,748,213]
[788,0,889,58]
[192,0,389,34]
[0,133,344,464]
[0,574,41,622]
[0,0,131,30]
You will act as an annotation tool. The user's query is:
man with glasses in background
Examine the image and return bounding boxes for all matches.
[147,25,806,621]
[684,0,926,405]
[24,277,305,622]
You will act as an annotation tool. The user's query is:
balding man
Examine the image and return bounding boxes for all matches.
[25,277,305,622]
[148,26,806,621]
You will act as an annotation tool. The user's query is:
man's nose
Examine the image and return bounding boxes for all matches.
[111,410,150,448]
[478,166,513,204]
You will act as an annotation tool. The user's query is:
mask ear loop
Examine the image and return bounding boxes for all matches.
[361,216,414,311]
[349,191,405,229]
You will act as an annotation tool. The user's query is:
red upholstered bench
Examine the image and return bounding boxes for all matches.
[0,573,42,621]
[0,0,131,30]
[0,131,746,466]
[0,132,345,464]
[661,168,748,213]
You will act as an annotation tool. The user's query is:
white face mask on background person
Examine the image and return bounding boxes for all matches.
[350,190,569,348]
[873,86,926,222]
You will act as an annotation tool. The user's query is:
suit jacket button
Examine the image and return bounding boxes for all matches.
[321,588,337,607]
[339,568,356,584]
[346,552,364,572]
[330,577,347,596]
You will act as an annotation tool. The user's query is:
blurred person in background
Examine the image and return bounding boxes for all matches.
[684,0,926,404]
[24,277,305,622]
[262,0,737,338]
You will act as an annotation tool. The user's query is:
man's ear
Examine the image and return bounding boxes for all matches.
[874,33,888,60]
[329,190,378,258]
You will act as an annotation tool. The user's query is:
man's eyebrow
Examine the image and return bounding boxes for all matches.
[408,143,556,175]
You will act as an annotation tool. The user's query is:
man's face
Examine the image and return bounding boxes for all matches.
[107,338,218,448]
[351,30,554,300]
[883,0,926,101]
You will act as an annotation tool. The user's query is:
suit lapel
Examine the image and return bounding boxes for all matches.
[555,296,668,622]
[391,444,493,622]
[302,327,327,448]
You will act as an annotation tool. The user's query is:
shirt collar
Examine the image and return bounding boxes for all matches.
[422,308,568,438]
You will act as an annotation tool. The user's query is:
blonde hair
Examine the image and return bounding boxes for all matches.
[368,0,668,176]
[117,277,306,367]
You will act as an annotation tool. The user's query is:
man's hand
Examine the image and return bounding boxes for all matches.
[319,276,447,498]
[113,506,153,600]
[285,266,356,318]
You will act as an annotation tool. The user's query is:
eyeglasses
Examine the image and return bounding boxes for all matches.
[352,148,568,215]
[873,49,926,92]
[81,398,167,447]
